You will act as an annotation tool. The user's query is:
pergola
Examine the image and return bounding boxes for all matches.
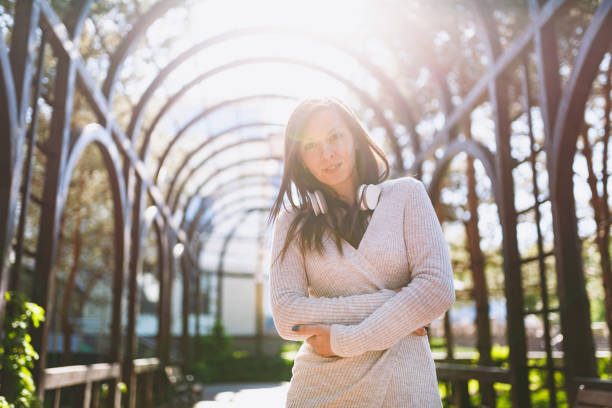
[0,0,611,407]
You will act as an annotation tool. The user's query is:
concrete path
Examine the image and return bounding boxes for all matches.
[193,382,289,407]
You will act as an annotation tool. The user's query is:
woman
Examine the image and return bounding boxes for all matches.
[268,96,455,407]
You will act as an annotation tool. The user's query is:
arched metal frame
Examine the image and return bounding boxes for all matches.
[152,94,294,185]
[135,56,405,173]
[178,155,283,229]
[210,207,270,326]
[184,177,277,337]
[0,24,22,326]
[123,25,434,172]
[1,0,610,406]
[198,194,277,241]
[186,173,281,245]
[547,2,612,397]
[165,123,283,211]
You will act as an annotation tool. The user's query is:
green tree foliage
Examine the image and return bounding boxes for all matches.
[0,292,45,408]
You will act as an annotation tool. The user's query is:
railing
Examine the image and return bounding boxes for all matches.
[43,358,161,408]
[130,357,160,408]
[44,362,121,408]
[436,362,511,408]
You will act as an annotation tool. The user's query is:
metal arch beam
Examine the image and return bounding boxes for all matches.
[34,1,195,250]
[37,1,109,120]
[101,0,184,103]
[30,1,100,396]
[163,121,282,204]
[0,36,18,173]
[190,205,269,330]
[136,56,404,173]
[197,200,274,279]
[418,41,454,132]
[0,22,21,331]
[179,166,276,245]
[151,215,172,366]
[198,202,274,258]
[410,0,568,173]
[1,0,45,324]
[192,197,276,253]
[102,4,187,338]
[195,194,277,246]
[410,34,457,162]
[186,174,279,242]
[182,187,274,282]
[405,34,458,178]
[198,203,273,252]
[9,0,40,125]
[38,132,129,396]
[169,128,281,212]
[9,29,47,295]
[528,0,562,153]
[124,203,164,407]
[124,26,420,157]
[212,207,270,324]
[471,2,529,406]
[199,173,280,209]
[53,123,128,398]
[427,139,497,208]
[61,124,127,218]
[169,133,274,212]
[550,1,612,182]
[178,155,282,228]
[197,191,277,235]
[548,0,612,397]
[152,94,295,184]
[186,177,280,237]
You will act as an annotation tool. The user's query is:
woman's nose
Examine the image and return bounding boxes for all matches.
[321,142,335,158]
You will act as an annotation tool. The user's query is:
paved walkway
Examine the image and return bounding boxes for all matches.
[193,382,290,407]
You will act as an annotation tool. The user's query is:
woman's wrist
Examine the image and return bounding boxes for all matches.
[391,287,429,335]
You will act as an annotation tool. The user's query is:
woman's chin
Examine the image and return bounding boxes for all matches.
[319,174,352,191]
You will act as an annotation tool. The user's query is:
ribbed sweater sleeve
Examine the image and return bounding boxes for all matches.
[269,208,397,342]
[329,178,455,357]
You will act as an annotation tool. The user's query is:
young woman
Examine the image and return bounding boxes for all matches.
[268,97,455,407]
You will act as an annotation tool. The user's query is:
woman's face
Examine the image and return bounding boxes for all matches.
[299,108,358,196]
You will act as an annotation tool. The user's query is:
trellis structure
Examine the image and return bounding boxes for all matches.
[1,0,611,407]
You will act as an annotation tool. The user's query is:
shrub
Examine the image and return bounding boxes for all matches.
[190,320,293,383]
[0,291,45,408]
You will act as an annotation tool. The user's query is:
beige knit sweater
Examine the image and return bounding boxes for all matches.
[269,176,455,407]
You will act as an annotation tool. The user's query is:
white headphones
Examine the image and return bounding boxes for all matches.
[307,184,382,216]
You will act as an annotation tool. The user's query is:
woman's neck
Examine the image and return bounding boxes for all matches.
[331,169,359,206]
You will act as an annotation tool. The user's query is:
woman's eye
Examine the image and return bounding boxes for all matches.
[330,132,342,141]
[304,142,316,150]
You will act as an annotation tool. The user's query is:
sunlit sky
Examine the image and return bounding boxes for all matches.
[119,0,610,257]
[101,0,612,329]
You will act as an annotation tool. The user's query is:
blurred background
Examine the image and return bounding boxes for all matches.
[0,0,611,407]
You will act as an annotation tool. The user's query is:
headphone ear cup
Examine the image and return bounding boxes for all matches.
[307,190,321,216]
[359,184,381,210]
[357,184,367,211]
[357,184,368,211]
[314,190,328,215]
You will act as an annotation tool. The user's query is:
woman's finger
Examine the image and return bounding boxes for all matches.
[292,324,326,335]
[413,327,427,336]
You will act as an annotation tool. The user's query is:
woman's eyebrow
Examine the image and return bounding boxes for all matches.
[326,127,343,135]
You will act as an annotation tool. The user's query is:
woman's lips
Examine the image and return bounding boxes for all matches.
[323,162,342,173]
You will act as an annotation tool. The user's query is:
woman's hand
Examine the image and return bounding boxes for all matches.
[293,294,430,358]
[393,287,429,336]
[292,324,336,357]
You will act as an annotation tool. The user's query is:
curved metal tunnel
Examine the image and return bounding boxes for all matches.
[0,0,611,406]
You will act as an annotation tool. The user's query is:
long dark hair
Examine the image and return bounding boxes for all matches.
[268,97,390,263]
